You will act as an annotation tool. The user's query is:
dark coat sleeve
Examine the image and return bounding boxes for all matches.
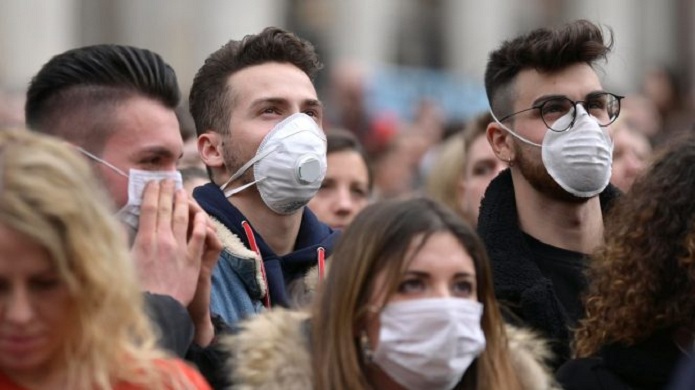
[185,315,234,390]
[557,357,632,390]
[143,292,194,357]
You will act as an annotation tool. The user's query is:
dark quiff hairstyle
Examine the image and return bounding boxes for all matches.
[25,44,180,151]
[574,135,695,357]
[485,19,613,117]
[189,27,323,137]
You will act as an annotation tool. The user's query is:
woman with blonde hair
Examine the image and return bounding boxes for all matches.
[558,136,695,389]
[0,129,209,389]
[225,197,557,389]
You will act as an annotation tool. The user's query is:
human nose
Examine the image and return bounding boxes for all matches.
[5,287,35,324]
[333,188,355,216]
[624,153,645,176]
[432,282,453,298]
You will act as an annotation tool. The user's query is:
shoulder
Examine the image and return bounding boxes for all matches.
[113,358,211,390]
[504,325,561,390]
[220,309,313,390]
[557,356,631,390]
[158,359,212,390]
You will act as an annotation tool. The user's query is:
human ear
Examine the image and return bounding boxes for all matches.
[486,123,514,163]
[198,132,225,169]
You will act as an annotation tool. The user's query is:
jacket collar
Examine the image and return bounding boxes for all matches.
[477,169,620,365]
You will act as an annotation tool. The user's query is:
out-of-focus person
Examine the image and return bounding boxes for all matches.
[223,198,558,389]
[0,129,210,390]
[177,104,206,171]
[426,113,505,227]
[557,136,695,389]
[609,118,652,193]
[458,113,506,226]
[308,128,372,230]
[181,167,210,198]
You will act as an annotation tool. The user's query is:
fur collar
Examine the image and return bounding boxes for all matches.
[210,217,267,299]
[223,309,559,389]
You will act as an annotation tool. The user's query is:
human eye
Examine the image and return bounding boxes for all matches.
[397,278,425,294]
[472,160,496,177]
[261,106,281,116]
[29,276,62,292]
[350,184,369,199]
[586,94,608,110]
[541,98,571,116]
[140,155,163,167]
[303,108,318,117]
[452,279,474,297]
[319,179,335,191]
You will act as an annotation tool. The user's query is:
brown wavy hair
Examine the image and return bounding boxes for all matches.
[574,136,695,357]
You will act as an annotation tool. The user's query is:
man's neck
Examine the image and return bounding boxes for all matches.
[229,193,302,256]
[511,169,604,254]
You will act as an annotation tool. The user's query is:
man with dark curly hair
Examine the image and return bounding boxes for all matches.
[190,27,339,326]
[478,20,622,369]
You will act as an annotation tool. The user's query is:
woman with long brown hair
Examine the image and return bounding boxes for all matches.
[558,136,695,389]
[224,197,557,389]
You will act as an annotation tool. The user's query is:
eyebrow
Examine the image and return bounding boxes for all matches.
[532,90,608,106]
[404,270,476,278]
[249,97,324,111]
[136,146,182,160]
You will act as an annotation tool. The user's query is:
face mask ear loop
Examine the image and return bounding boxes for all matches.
[76,147,129,178]
[219,144,281,192]
[488,108,542,148]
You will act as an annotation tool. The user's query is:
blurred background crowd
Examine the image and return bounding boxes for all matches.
[1,0,693,200]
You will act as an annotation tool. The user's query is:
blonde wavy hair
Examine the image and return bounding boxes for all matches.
[0,129,185,389]
[311,197,523,390]
[574,135,695,357]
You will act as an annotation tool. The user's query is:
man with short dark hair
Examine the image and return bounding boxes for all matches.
[25,44,223,362]
[478,20,622,368]
[190,27,339,325]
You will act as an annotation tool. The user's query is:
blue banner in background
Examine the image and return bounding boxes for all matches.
[366,65,490,123]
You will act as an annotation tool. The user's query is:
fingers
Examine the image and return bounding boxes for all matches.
[157,179,176,233]
[186,211,208,267]
[172,189,190,244]
[136,181,160,240]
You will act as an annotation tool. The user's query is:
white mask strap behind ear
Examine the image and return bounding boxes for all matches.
[76,147,129,177]
[488,108,542,147]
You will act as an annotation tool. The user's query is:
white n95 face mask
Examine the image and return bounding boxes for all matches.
[219,113,327,215]
[77,148,183,230]
[492,104,613,198]
[372,298,486,390]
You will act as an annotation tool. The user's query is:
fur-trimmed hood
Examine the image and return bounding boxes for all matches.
[222,309,560,390]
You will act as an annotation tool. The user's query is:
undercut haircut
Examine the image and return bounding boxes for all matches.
[485,19,613,118]
[189,27,323,138]
[25,44,180,152]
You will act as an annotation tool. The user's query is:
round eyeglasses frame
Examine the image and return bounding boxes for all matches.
[497,92,625,132]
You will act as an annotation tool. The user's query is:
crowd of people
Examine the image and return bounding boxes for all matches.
[1,18,694,390]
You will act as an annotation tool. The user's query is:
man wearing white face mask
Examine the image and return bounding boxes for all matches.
[479,20,622,370]
[25,44,231,388]
[190,27,340,326]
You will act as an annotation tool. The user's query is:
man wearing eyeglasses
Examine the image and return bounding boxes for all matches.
[477,20,622,369]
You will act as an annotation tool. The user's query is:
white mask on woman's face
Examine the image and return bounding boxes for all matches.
[372,298,486,390]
